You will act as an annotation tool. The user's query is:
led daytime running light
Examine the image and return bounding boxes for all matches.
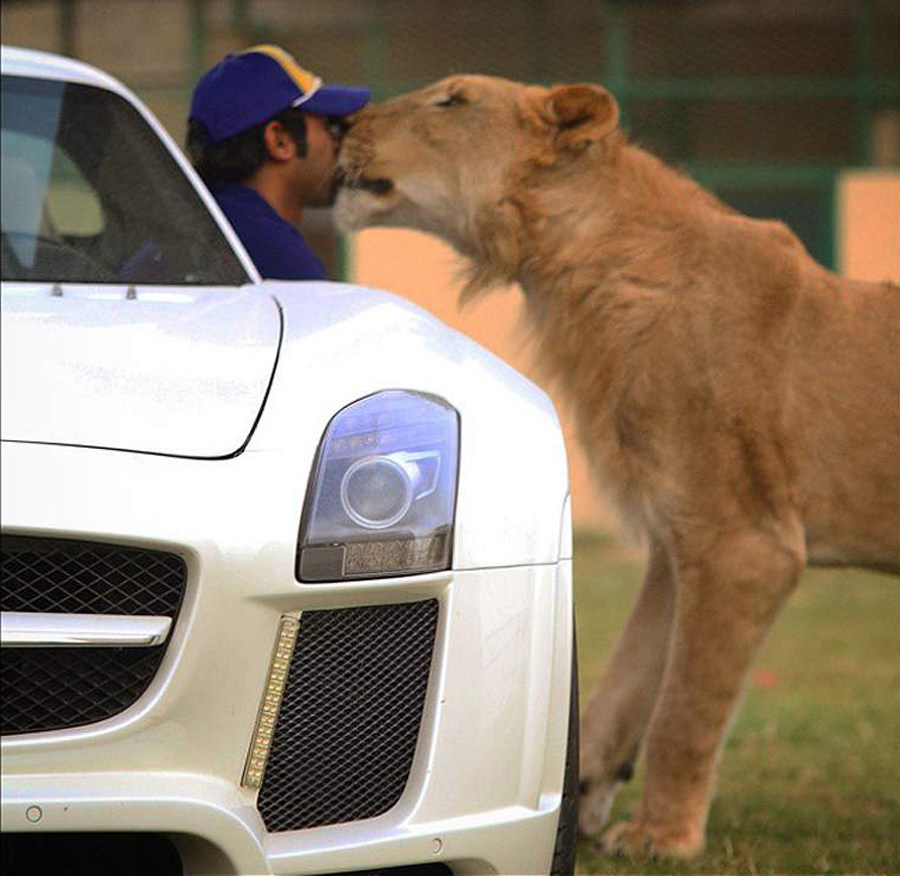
[242,615,299,790]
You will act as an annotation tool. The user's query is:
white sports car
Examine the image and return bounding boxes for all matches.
[0,46,577,876]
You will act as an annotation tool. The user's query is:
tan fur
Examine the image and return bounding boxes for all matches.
[336,75,900,858]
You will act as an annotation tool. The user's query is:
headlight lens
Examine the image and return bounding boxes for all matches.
[297,391,459,582]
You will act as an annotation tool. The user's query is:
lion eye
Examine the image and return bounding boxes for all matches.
[435,93,466,108]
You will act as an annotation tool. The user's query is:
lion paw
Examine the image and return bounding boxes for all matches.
[600,819,704,859]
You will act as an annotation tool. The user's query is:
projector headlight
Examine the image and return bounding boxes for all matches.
[297,391,459,582]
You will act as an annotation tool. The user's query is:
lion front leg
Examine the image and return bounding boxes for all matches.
[579,538,675,840]
[601,523,805,859]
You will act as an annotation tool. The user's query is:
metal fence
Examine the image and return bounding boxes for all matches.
[3,0,899,270]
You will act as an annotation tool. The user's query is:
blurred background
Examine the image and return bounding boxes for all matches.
[3,0,899,530]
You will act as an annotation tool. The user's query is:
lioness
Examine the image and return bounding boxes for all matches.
[335,75,900,858]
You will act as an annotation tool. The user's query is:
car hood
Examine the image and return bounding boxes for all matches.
[1,286,281,458]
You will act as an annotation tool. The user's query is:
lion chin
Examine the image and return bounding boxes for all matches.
[334,184,396,233]
[333,188,371,233]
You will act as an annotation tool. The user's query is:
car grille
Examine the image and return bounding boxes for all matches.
[257,599,439,832]
[1,535,187,735]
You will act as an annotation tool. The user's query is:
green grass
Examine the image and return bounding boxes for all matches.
[572,532,900,876]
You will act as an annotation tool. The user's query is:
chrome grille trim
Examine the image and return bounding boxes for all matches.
[0,612,172,648]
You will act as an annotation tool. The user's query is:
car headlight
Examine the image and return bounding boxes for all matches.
[297,390,459,582]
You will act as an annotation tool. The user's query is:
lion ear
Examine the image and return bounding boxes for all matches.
[532,84,619,150]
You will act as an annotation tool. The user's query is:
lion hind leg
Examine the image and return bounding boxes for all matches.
[602,522,805,859]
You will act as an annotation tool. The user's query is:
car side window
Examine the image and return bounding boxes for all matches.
[1,74,250,286]
[2,129,104,245]
[45,143,105,237]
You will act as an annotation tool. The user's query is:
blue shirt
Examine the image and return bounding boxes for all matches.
[209,182,327,281]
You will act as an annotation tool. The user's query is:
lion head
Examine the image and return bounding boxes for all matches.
[335,75,620,291]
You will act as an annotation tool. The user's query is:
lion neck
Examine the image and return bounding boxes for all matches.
[455,136,724,305]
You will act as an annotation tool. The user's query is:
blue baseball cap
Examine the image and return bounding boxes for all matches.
[190,44,370,145]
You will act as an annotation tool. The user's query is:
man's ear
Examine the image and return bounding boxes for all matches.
[521,83,619,151]
[262,120,296,162]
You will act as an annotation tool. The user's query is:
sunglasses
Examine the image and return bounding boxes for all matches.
[325,116,350,142]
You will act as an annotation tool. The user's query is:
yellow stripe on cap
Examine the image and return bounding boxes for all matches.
[244,44,321,96]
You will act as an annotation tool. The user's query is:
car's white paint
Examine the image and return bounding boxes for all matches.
[1,277,569,568]
[1,44,575,875]
[1,287,280,457]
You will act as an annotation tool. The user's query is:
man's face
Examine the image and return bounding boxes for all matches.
[294,113,344,208]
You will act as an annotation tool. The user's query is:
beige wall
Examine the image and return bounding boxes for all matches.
[351,173,900,533]
[838,171,900,282]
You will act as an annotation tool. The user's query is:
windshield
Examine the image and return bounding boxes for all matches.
[1,74,249,285]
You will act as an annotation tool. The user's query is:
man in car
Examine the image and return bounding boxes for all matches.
[187,45,369,280]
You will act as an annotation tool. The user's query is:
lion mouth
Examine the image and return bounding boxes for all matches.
[340,173,395,197]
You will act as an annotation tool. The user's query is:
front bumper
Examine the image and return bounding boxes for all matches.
[0,441,573,875]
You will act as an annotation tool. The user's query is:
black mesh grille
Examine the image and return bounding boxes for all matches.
[1,535,186,616]
[1,833,183,876]
[1,536,187,736]
[257,600,439,832]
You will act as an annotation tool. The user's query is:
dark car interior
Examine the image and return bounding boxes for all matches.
[1,74,249,286]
